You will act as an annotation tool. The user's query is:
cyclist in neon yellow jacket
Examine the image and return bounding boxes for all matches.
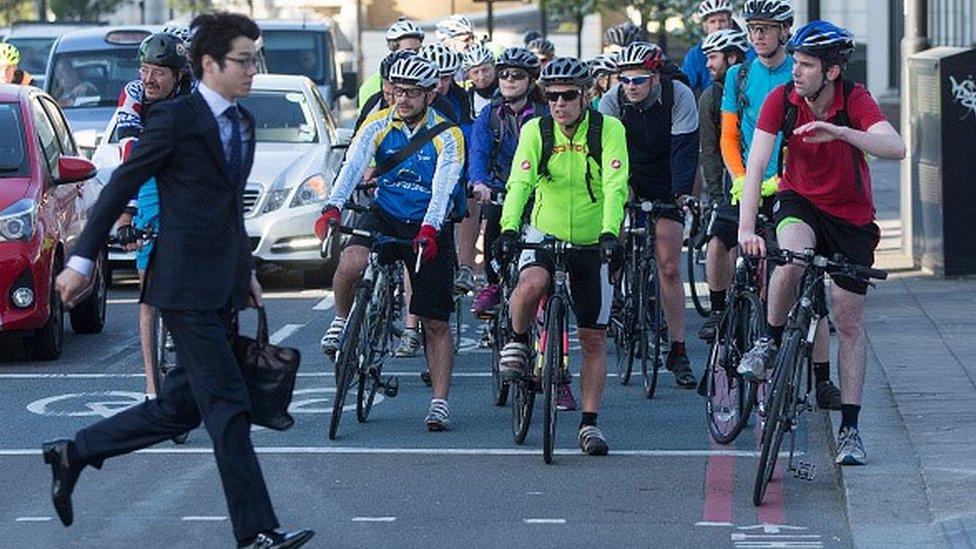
[494,57,628,457]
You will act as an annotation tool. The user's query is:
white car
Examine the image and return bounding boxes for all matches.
[92,74,353,282]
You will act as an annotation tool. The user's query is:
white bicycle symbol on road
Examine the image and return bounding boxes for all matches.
[26,388,383,419]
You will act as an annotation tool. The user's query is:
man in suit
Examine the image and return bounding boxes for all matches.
[48,12,313,549]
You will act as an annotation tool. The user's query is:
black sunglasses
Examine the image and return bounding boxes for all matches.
[545,89,581,102]
[498,69,529,81]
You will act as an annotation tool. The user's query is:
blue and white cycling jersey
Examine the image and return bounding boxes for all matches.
[327,107,465,229]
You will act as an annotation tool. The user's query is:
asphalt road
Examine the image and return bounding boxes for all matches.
[0,270,854,548]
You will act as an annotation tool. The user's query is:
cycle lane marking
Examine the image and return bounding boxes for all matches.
[269,323,305,345]
[351,517,396,522]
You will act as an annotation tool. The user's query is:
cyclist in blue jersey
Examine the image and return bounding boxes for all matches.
[683,0,735,94]
[111,30,192,398]
[316,57,466,431]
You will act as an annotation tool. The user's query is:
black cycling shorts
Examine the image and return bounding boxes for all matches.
[706,200,775,251]
[517,226,613,330]
[773,191,880,295]
[346,207,457,321]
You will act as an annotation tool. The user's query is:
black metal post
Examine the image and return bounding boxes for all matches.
[540,0,548,36]
[808,0,821,21]
[487,0,494,41]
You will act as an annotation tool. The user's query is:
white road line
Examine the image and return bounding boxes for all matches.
[107,298,140,304]
[15,517,53,522]
[696,521,734,527]
[524,519,566,524]
[312,293,335,311]
[0,371,639,380]
[0,447,802,458]
[181,516,227,522]
[269,324,305,345]
[351,517,397,522]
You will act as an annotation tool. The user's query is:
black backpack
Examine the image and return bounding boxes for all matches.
[778,79,863,192]
[660,60,690,88]
[538,109,604,203]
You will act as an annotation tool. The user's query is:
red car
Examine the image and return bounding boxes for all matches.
[0,84,108,360]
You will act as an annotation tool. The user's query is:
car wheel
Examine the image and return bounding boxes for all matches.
[70,248,108,334]
[25,268,65,361]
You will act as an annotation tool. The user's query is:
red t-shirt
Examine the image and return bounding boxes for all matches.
[756,80,887,226]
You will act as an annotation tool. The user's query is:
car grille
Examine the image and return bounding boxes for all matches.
[243,183,263,214]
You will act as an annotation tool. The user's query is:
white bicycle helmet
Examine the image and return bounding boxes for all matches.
[388,56,440,89]
[418,43,461,76]
[742,0,795,23]
[615,42,665,71]
[587,54,618,77]
[603,22,645,48]
[698,0,733,18]
[701,29,750,55]
[527,37,556,59]
[162,25,191,45]
[539,57,591,88]
[462,43,494,70]
[386,18,425,42]
[436,14,474,41]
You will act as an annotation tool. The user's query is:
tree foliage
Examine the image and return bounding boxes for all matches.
[546,0,704,49]
[0,0,33,25]
[50,0,131,21]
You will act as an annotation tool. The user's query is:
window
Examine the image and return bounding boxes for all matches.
[49,48,140,109]
[238,90,319,144]
[0,103,29,177]
[260,31,332,85]
[40,97,77,156]
[30,98,60,175]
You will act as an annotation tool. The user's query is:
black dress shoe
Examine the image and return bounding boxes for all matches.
[239,529,315,548]
[41,439,83,527]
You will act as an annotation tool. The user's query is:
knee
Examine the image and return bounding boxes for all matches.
[423,319,449,338]
[578,329,605,353]
[831,306,863,339]
[659,256,680,281]
[517,270,549,298]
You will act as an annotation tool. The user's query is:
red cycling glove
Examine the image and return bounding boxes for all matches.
[413,224,438,263]
[314,206,341,241]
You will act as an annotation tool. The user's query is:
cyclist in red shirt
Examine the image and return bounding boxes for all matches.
[737,21,905,466]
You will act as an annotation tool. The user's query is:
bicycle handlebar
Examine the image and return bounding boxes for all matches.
[764,246,888,282]
[323,217,424,272]
[107,226,156,245]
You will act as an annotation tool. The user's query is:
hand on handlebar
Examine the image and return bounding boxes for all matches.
[472,183,493,204]
[491,230,520,266]
[314,206,341,241]
[413,224,438,264]
[738,230,766,258]
[599,232,624,275]
[115,224,142,251]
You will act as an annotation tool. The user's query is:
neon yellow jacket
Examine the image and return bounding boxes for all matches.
[501,110,629,245]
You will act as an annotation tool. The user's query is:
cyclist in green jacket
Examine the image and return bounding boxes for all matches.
[493,58,629,456]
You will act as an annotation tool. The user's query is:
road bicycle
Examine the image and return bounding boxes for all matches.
[685,199,710,318]
[752,248,886,505]
[322,205,411,440]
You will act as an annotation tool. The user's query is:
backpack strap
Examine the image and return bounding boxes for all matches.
[583,109,602,203]
[711,83,723,129]
[354,92,383,133]
[538,114,556,180]
[487,98,503,182]
[836,80,863,193]
[777,82,798,178]
[735,58,753,121]
[372,120,456,180]
[661,77,675,137]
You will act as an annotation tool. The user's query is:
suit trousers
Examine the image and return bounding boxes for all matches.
[74,307,279,542]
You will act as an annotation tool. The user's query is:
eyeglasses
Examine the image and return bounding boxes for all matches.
[746,23,780,36]
[545,89,581,102]
[224,56,258,68]
[139,65,173,79]
[618,75,652,85]
[498,70,529,81]
[392,86,425,98]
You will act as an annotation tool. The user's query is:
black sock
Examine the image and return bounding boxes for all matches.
[769,324,785,347]
[580,412,598,428]
[710,289,727,311]
[512,330,530,345]
[671,341,686,356]
[840,404,860,430]
[814,362,830,385]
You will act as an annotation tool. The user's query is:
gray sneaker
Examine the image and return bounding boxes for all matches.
[499,341,530,381]
[320,317,346,360]
[454,265,476,293]
[425,399,450,431]
[835,427,867,465]
[394,328,423,358]
[578,425,609,456]
[737,337,778,381]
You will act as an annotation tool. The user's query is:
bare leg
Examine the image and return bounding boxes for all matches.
[831,285,867,405]
[768,222,816,327]
[457,198,481,273]
[578,327,607,414]
[402,274,418,330]
[137,270,157,395]
[705,238,735,293]
[332,245,368,317]
[424,319,454,400]
[655,218,685,342]
[510,266,550,335]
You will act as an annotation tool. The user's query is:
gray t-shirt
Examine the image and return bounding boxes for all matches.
[599,79,699,135]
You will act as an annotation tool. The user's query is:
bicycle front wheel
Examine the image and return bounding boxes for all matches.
[643,261,663,399]
[511,375,535,445]
[330,283,370,440]
[753,329,801,506]
[491,310,510,407]
[687,236,710,317]
[542,296,566,464]
[151,312,169,394]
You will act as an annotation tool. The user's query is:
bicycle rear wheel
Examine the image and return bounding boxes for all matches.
[357,280,393,423]
[542,296,566,464]
[753,329,801,505]
[612,249,637,385]
[330,283,370,440]
[151,313,170,394]
[643,261,663,399]
[511,375,535,445]
[687,235,710,317]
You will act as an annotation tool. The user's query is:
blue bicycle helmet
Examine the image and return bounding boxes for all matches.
[786,20,855,66]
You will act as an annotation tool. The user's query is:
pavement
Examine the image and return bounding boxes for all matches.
[825,159,976,548]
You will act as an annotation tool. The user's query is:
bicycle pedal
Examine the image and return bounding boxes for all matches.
[382,376,399,398]
[792,460,816,481]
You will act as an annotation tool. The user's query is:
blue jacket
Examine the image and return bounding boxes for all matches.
[468,100,548,191]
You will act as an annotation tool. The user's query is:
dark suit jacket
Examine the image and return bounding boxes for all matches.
[74,91,256,310]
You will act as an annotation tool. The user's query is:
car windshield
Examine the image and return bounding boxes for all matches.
[5,37,56,75]
[260,31,331,84]
[0,103,29,177]
[239,90,318,144]
[48,48,139,109]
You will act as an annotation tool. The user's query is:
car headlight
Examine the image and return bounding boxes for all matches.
[290,174,329,208]
[262,189,290,214]
[0,198,37,241]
